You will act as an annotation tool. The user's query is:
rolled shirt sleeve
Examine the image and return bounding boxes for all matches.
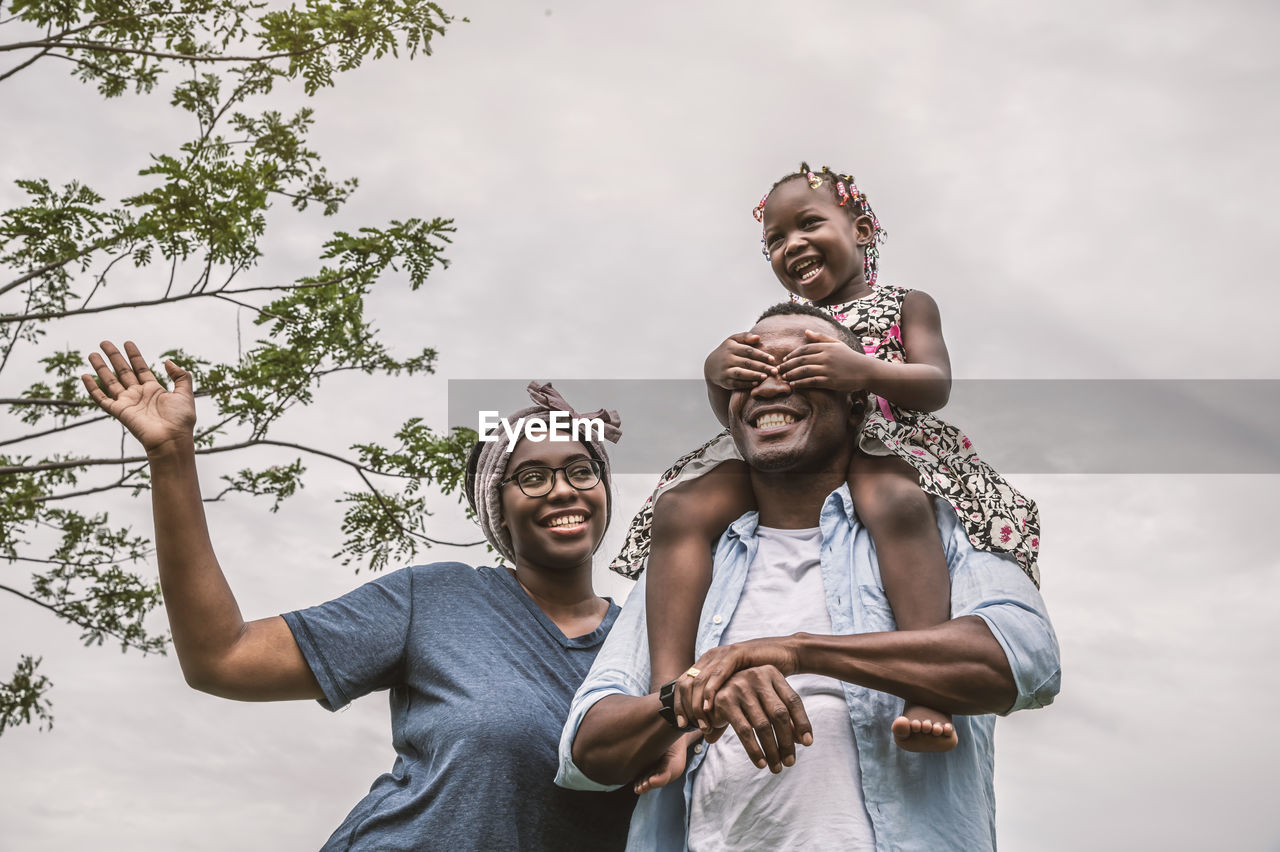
[556,572,653,792]
[941,504,1062,713]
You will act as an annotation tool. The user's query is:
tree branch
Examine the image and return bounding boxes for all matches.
[5,553,153,569]
[2,438,424,478]
[0,44,49,84]
[0,273,363,324]
[78,249,133,310]
[210,292,286,321]
[0,397,92,407]
[353,468,483,548]
[34,465,147,503]
[0,36,358,65]
[0,583,161,654]
[0,411,109,448]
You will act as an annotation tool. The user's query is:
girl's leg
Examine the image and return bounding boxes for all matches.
[647,460,755,694]
[849,451,958,753]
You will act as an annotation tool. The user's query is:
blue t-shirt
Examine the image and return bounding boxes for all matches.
[283,562,635,851]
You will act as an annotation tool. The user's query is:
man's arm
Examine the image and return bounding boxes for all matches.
[573,666,811,786]
[571,692,684,787]
[680,519,1061,733]
[557,573,810,789]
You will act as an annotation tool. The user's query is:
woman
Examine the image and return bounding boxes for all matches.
[82,340,635,851]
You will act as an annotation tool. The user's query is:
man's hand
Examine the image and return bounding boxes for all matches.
[703,665,812,773]
[82,340,196,456]
[675,636,801,734]
[632,731,701,795]
[778,328,874,391]
[704,332,778,390]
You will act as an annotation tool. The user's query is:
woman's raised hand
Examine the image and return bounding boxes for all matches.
[81,340,196,454]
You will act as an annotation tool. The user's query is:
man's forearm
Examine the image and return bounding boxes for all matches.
[572,692,683,786]
[791,615,1015,715]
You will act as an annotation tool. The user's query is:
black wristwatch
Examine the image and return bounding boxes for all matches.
[657,678,698,732]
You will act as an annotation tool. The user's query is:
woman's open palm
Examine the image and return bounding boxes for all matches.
[82,340,196,453]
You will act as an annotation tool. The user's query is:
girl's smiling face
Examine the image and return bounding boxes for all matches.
[762,178,875,306]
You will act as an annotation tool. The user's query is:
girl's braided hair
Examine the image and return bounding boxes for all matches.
[753,162,886,287]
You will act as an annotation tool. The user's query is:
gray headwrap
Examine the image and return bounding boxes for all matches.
[464,381,622,564]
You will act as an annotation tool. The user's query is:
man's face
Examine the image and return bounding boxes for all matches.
[727,314,861,473]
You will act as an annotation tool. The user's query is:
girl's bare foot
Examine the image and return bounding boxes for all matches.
[891,703,958,753]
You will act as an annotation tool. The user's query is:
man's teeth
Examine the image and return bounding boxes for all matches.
[754,413,795,429]
[547,514,585,527]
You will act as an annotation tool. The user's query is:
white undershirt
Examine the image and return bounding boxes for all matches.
[688,526,875,852]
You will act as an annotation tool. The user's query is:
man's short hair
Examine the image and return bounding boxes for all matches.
[756,302,860,349]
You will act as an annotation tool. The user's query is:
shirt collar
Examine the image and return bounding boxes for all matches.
[724,483,855,543]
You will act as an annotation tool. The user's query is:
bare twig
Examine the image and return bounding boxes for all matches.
[0,44,49,83]
[0,412,110,448]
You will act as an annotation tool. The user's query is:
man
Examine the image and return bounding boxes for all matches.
[556,303,1060,850]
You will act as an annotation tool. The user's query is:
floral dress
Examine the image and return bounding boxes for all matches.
[609,285,1041,587]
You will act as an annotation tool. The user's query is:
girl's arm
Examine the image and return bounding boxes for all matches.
[886,289,952,411]
[704,332,777,426]
[83,341,322,702]
[778,290,952,412]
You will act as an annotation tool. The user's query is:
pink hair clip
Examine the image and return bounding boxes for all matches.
[752,194,768,222]
[806,170,822,189]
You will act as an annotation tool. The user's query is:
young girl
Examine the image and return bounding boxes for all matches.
[614,163,1040,766]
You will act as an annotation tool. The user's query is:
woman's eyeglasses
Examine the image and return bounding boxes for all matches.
[501,458,604,498]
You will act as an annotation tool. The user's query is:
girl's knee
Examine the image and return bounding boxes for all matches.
[852,469,935,536]
[652,471,752,540]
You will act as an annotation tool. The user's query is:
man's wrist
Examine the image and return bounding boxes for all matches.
[785,632,811,676]
[657,678,698,732]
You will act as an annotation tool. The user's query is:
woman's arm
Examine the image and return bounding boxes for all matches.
[83,341,322,701]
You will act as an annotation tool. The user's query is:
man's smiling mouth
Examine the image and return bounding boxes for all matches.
[754,412,796,430]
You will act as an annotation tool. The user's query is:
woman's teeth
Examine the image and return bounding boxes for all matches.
[546,514,585,527]
[754,413,795,429]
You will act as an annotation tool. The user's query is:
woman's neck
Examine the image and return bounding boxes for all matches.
[508,561,607,638]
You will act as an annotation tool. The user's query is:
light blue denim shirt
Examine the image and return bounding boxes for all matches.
[557,486,1061,851]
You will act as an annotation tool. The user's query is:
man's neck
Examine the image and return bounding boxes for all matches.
[750,467,847,529]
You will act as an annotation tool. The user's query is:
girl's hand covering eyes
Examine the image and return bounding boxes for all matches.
[704,332,778,390]
[778,329,873,392]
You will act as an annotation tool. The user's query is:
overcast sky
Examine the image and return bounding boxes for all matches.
[3,1,1279,850]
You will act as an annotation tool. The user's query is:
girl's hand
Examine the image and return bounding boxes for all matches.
[704,332,778,390]
[675,637,802,734]
[82,340,196,455]
[778,329,873,392]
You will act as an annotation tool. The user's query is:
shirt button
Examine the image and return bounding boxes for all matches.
[693,743,704,754]
[712,615,723,624]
